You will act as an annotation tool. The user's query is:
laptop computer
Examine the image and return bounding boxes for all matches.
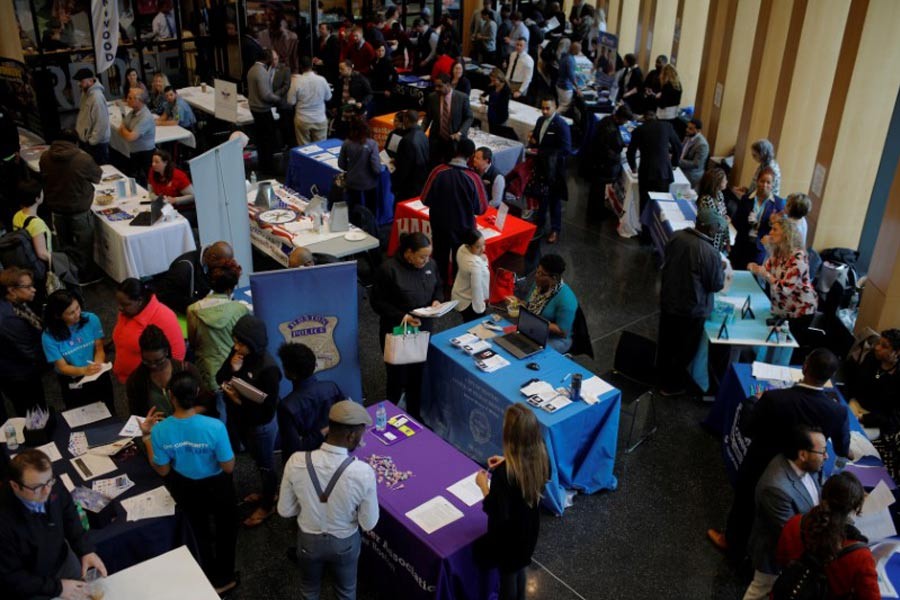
[129,196,164,226]
[495,308,550,359]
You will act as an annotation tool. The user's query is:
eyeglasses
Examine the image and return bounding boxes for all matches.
[13,284,36,289]
[807,449,827,456]
[142,355,169,367]
[18,477,56,493]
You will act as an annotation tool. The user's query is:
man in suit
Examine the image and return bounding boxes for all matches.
[313,23,341,86]
[393,110,430,201]
[744,425,826,600]
[529,97,572,244]
[708,348,849,562]
[679,118,709,190]
[332,60,373,130]
[626,111,682,217]
[422,73,473,166]
[421,139,487,283]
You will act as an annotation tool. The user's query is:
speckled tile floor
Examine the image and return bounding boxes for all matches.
[22,163,747,599]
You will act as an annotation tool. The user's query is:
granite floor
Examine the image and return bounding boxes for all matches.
[31,164,748,599]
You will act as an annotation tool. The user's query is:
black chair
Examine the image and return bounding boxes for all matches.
[567,306,594,359]
[600,331,659,453]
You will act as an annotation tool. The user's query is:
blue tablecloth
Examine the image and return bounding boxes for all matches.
[285,139,395,226]
[395,74,433,109]
[422,320,621,515]
[641,195,698,260]
[689,271,795,392]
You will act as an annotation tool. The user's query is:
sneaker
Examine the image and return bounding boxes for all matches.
[707,529,728,551]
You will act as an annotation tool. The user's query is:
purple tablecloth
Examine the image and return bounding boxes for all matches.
[353,402,498,600]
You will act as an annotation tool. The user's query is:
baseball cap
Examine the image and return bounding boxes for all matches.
[329,400,373,426]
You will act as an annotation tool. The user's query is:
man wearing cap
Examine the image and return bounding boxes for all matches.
[74,68,111,165]
[657,206,727,396]
[278,400,379,600]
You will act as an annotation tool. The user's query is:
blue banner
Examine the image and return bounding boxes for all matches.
[249,263,362,400]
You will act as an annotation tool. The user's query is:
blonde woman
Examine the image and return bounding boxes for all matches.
[655,63,682,121]
[748,213,817,340]
[476,404,549,600]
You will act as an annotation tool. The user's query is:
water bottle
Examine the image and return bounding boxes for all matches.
[570,373,583,402]
[76,503,90,532]
[376,402,387,432]
[250,171,258,185]
[5,423,18,450]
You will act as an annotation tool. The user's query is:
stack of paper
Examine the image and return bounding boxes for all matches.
[751,361,803,383]
[405,496,464,534]
[61,402,112,428]
[475,353,510,373]
[853,480,897,543]
[520,380,557,400]
[406,199,429,214]
[446,472,486,506]
[70,454,117,481]
[412,300,459,318]
[580,376,615,405]
[121,486,177,522]
[849,431,882,460]
[477,225,501,240]
[297,144,323,155]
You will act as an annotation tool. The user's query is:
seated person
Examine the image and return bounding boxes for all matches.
[276,342,344,458]
[0,449,107,599]
[845,329,900,429]
[12,181,51,288]
[147,71,170,115]
[523,254,578,354]
[156,86,197,129]
[148,148,194,207]
[288,246,316,268]
[154,241,233,314]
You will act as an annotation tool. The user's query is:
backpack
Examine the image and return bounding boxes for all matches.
[0,216,48,281]
[771,520,867,600]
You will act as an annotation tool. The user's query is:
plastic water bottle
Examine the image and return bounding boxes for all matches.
[250,171,258,185]
[5,423,18,451]
[376,402,387,432]
[76,503,90,531]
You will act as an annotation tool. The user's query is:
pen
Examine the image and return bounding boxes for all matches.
[561,373,572,383]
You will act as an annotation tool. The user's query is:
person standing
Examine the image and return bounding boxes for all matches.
[452,229,490,322]
[475,404,549,600]
[657,207,726,396]
[314,23,342,86]
[73,68,110,165]
[118,87,156,186]
[140,371,239,596]
[421,73,473,166]
[126,324,202,418]
[346,27,376,76]
[589,104,632,219]
[338,117,382,212]
[473,9,498,64]
[505,38,534,101]
[696,167,730,254]
[617,53,643,111]
[256,4,299,73]
[154,241,234,315]
[421,139,487,281]
[484,68,512,133]
[555,38,579,115]
[248,49,282,176]
[370,42,398,115]
[626,111,682,217]
[333,60,373,124]
[0,267,46,417]
[278,400,379,600]
[289,56,332,145]
[678,118,709,190]
[393,110,430,201]
[529,97,571,244]
[731,167,784,269]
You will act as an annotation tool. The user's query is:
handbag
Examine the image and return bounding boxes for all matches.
[45,253,64,295]
[384,323,430,365]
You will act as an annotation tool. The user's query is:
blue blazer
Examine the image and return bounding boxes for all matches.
[733,194,786,268]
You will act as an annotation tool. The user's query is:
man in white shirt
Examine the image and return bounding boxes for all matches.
[505,38,534,100]
[288,56,333,145]
[743,425,826,600]
[504,11,529,58]
[278,400,379,600]
[151,0,177,39]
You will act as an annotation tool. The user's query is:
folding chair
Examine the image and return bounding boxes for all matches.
[601,330,659,453]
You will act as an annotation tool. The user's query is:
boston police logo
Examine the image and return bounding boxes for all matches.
[278,315,340,372]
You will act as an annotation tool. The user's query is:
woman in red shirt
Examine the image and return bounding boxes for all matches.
[148,148,194,206]
[776,471,880,599]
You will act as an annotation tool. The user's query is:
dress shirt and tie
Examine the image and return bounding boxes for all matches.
[440,92,452,139]
[506,50,534,95]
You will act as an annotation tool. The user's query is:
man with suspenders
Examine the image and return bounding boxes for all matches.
[278,400,379,599]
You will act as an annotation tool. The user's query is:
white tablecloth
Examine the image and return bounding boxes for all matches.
[92,165,196,281]
[101,546,220,600]
[177,86,256,125]
[617,161,691,238]
[469,89,573,144]
[108,103,196,158]
[468,128,525,175]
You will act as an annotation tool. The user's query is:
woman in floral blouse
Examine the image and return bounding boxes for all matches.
[697,167,730,253]
[748,213,817,343]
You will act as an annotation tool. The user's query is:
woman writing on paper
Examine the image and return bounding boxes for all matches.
[371,232,442,420]
[476,404,549,600]
[215,315,282,527]
[452,229,490,322]
[42,289,113,411]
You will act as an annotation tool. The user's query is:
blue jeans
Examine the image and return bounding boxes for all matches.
[297,530,361,600]
[548,335,572,354]
[233,416,278,508]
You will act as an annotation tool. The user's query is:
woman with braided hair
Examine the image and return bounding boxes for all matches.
[775,471,879,599]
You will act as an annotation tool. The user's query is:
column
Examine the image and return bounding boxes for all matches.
[649,0,677,66]
[0,0,24,62]
[607,0,622,35]
[636,0,656,71]
[617,0,641,59]
[694,0,741,156]
[671,0,710,108]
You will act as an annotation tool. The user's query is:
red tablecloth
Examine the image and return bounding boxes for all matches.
[387,199,536,302]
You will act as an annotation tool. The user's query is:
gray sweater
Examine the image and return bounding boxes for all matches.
[248,62,281,112]
[75,82,110,145]
[338,138,382,192]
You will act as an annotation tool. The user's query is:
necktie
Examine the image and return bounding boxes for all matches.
[510,53,520,81]
[166,13,176,37]
[342,78,351,103]
[440,94,451,139]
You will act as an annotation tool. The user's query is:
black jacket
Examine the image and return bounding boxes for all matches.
[332,73,373,110]
[626,119,682,183]
[0,485,94,599]
[371,57,398,94]
[153,250,210,315]
[593,115,625,182]
[531,113,572,196]
[371,255,443,336]
[660,228,725,318]
[0,300,43,377]
[393,127,430,201]
[315,34,341,85]
[481,462,540,571]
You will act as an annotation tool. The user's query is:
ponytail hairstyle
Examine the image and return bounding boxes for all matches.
[801,471,865,561]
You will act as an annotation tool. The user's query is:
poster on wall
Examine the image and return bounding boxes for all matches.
[0,58,43,135]
[92,0,120,73]
[597,32,619,65]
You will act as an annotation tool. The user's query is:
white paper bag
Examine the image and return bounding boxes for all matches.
[384,326,431,365]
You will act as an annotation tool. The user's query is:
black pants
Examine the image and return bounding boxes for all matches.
[499,568,526,600]
[130,150,154,187]
[57,371,114,413]
[169,471,238,587]
[431,229,462,284]
[656,312,706,392]
[83,142,109,165]
[460,305,484,323]
[52,211,98,281]
[725,452,769,562]
[252,109,278,175]
[0,372,46,416]
[346,188,377,214]
[638,177,673,219]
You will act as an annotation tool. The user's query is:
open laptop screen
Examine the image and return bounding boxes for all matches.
[517,307,550,348]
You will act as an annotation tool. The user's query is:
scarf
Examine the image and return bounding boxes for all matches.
[12,302,42,331]
[527,279,563,316]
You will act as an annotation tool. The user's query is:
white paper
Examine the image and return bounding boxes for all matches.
[387,134,401,153]
[35,442,63,462]
[60,473,75,492]
[850,430,882,460]
[751,361,803,383]
[649,192,674,201]
[406,199,428,212]
[477,225,501,240]
[668,219,693,231]
[854,508,898,544]
[405,495,465,534]
[93,474,136,499]
[475,354,510,373]
[61,402,112,428]
[521,380,557,398]
[580,376,615,405]
[542,395,572,413]
[412,300,459,318]
[495,203,509,231]
[121,486,177,521]
[543,16,560,31]
[446,472,486,506]
[70,453,117,481]
[0,418,25,443]
[323,157,341,169]
[379,149,396,173]
[862,480,896,516]
[298,144,324,155]
[326,146,341,155]
[119,415,147,438]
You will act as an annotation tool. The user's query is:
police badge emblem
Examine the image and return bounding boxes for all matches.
[278,315,341,371]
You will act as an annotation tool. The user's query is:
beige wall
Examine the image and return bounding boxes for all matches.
[813,0,900,250]
[675,0,710,108]
[649,0,677,66]
[618,0,641,57]
[0,0,24,62]
[608,0,622,34]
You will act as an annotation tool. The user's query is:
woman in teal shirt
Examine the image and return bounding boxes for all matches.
[525,254,578,354]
